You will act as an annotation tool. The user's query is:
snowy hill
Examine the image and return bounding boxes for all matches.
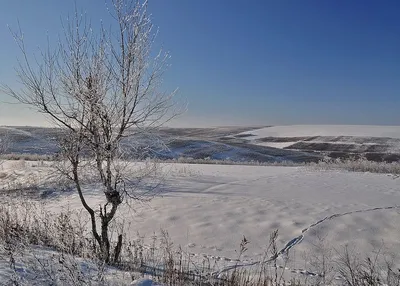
[0,126,321,163]
[3,125,400,163]
[239,125,400,139]
[237,125,400,162]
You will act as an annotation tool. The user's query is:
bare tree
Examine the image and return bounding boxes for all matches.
[2,0,178,263]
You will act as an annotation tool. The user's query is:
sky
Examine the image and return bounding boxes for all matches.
[0,0,399,127]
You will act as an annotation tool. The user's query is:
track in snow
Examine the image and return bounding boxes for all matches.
[213,204,400,278]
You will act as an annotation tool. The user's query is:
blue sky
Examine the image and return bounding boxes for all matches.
[0,0,399,127]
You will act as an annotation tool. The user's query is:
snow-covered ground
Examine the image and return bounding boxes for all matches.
[238,125,400,158]
[240,125,400,139]
[256,142,298,149]
[1,160,400,272]
[0,245,135,285]
[0,126,322,163]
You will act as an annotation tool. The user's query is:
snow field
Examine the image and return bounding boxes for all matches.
[240,125,400,139]
[2,161,400,270]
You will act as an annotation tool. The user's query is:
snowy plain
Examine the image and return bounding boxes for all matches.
[240,125,400,139]
[238,125,400,157]
[1,160,400,274]
[2,124,400,283]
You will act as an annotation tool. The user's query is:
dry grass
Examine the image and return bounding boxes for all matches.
[311,157,400,175]
[0,198,300,285]
[1,198,400,285]
[2,153,400,176]
[0,153,55,161]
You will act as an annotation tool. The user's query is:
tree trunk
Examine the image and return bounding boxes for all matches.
[101,217,111,263]
[113,234,123,264]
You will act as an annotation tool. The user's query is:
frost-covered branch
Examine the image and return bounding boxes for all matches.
[1,0,180,263]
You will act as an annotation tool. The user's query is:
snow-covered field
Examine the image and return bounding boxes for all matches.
[1,160,400,273]
[240,125,400,139]
[6,124,400,163]
[0,245,135,285]
[238,125,400,159]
